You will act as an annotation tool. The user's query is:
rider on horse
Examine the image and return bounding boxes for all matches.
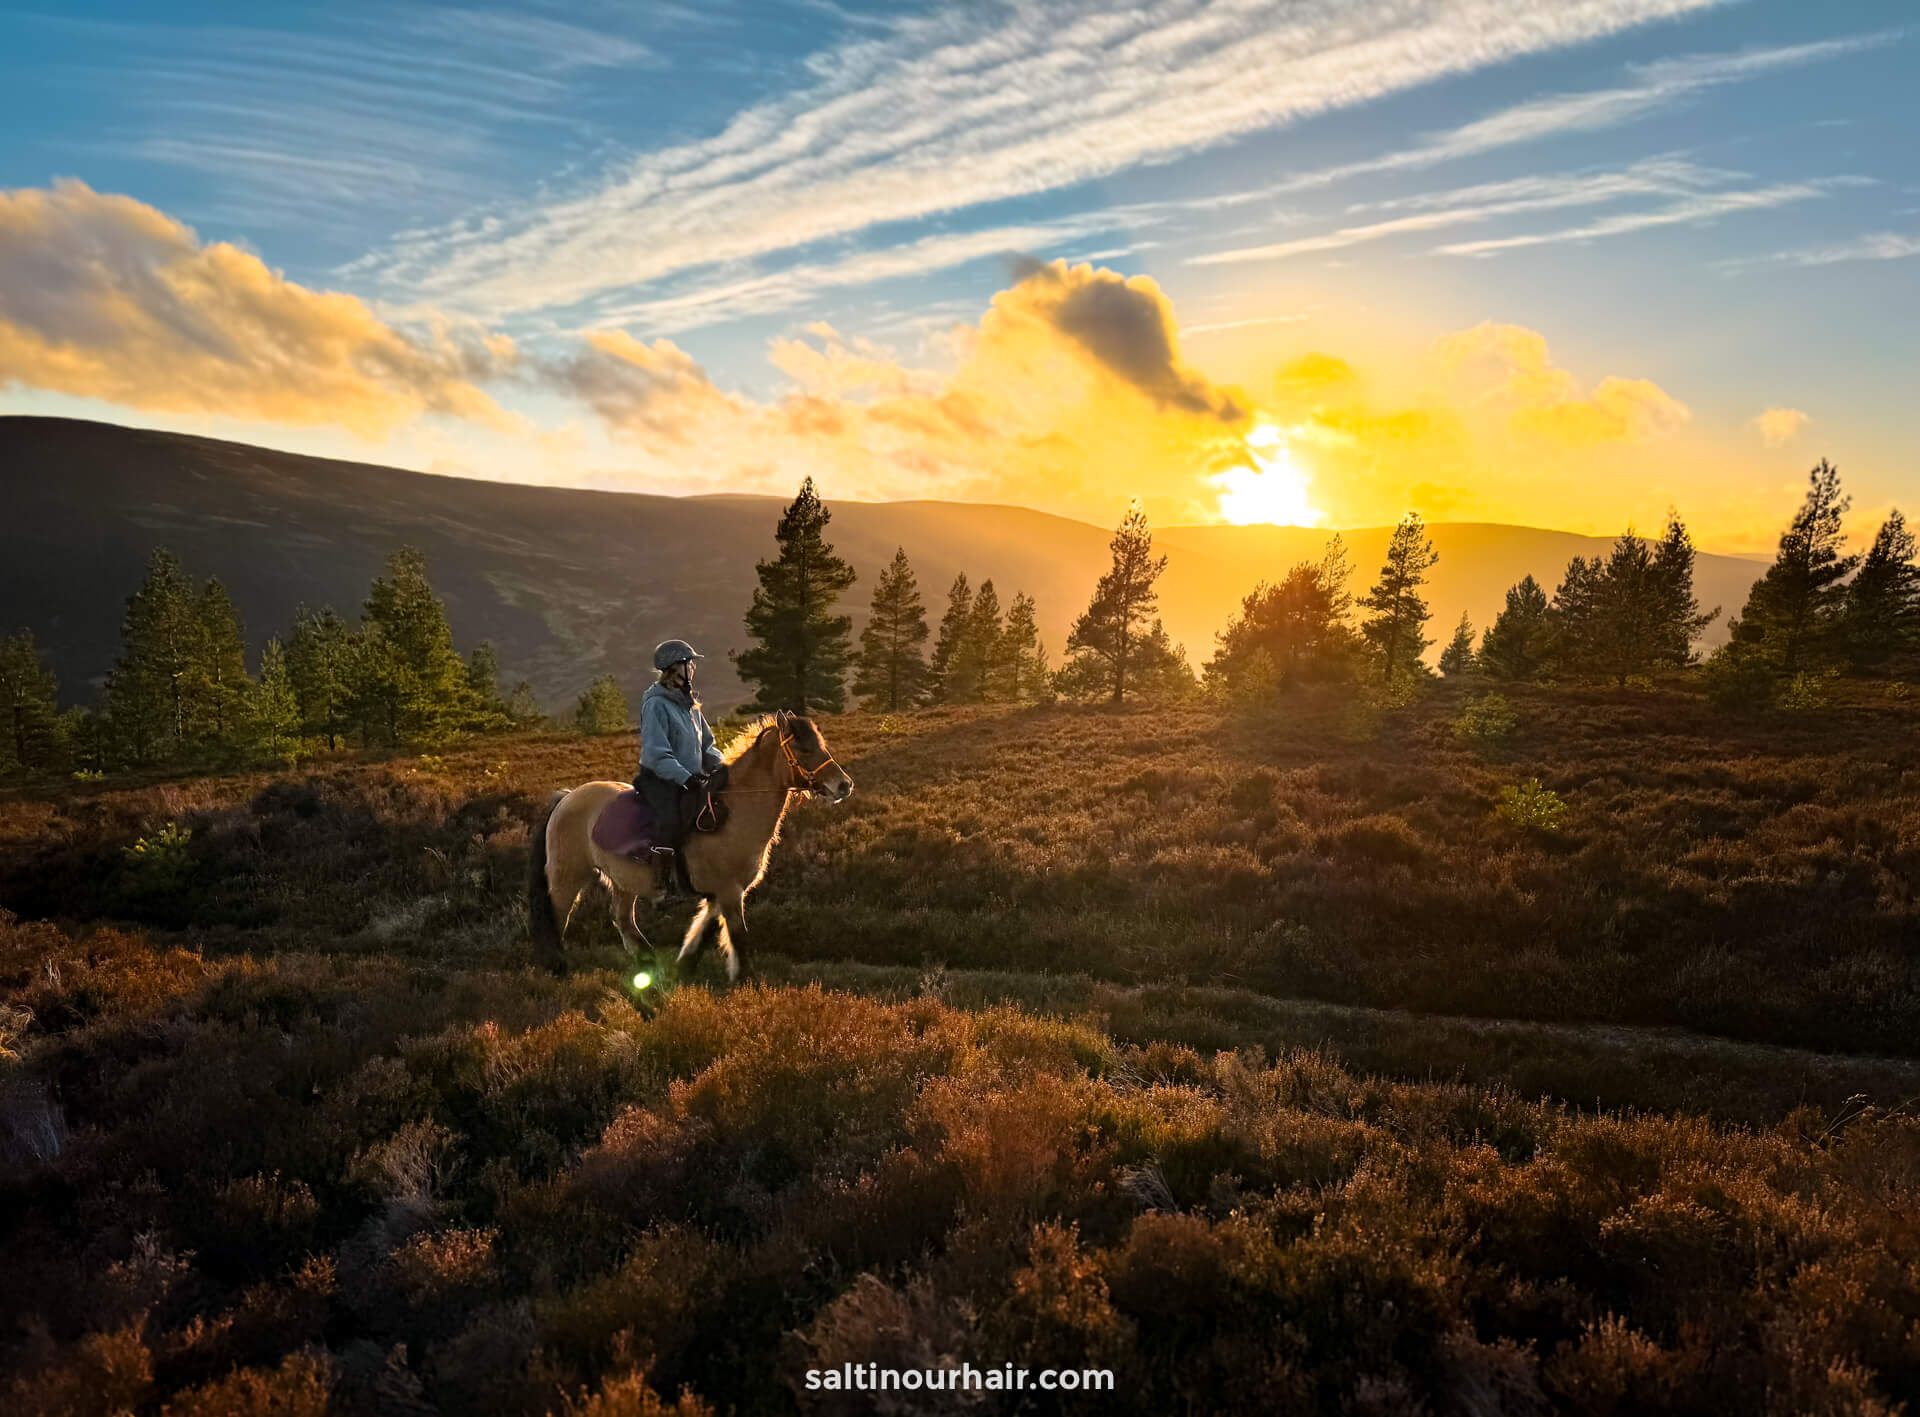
[634,638,726,898]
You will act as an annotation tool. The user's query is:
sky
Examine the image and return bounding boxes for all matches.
[1,0,1915,549]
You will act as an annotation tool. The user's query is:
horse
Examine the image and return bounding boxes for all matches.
[526,710,852,981]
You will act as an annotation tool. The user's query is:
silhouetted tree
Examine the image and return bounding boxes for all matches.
[1062,501,1168,704]
[1736,459,1858,673]
[1359,513,1438,685]
[735,477,858,713]
[854,548,932,711]
[0,630,60,775]
[1438,613,1476,677]
[947,578,1003,703]
[929,574,973,701]
[196,579,251,750]
[999,591,1049,701]
[1206,536,1359,696]
[1650,512,1719,667]
[1845,509,1919,672]
[1479,576,1553,681]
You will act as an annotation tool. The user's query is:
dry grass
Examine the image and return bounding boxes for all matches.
[2,680,1918,1412]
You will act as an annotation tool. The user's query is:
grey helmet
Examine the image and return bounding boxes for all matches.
[652,638,705,671]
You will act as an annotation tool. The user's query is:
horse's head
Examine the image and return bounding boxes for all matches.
[775,711,853,803]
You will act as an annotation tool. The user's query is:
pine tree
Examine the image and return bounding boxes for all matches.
[250,638,303,765]
[735,477,858,713]
[464,643,511,732]
[574,675,630,736]
[854,549,932,711]
[1650,512,1719,667]
[1359,513,1439,685]
[929,574,973,702]
[286,606,357,750]
[1438,613,1476,677]
[1062,501,1169,704]
[1589,530,1663,685]
[1845,510,1920,673]
[107,549,205,763]
[948,578,1003,703]
[0,630,60,775]
[196,578,251,752]
[1131,619,1198,701]
[357,547,469,745]
[1478,576,1552,681]
[505,680,543,725]
[1738,459,1859,673]
[1208,537,1361,697]
[1000,592,1049,701]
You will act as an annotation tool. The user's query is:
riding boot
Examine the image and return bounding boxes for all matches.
[649,846,688,904]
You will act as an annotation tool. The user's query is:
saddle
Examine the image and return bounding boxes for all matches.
[590,775,731,862]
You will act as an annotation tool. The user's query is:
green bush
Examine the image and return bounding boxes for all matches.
[1495,779,1568,832]
[1778,668,1838,713]
[1452,691,1517,744]
[1702,645,1775,714]
[117,822,196,896]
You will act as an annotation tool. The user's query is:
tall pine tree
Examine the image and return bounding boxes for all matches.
[999,592,1049,701]
[196,578,251,751]
[929,574,972,702]
[286,606,357,750]
[107,549,205,763]
[1478,576,1552,681]
[1359,513,1438,685]
[0,630,60,775]
[1438,613,1476,677]
[1062,501,1168,704]
[357,547,469,745]
[250,638,303,765]
[947,578,1003,703]
[1845,509,1920,672]
[1650,512,1719,667]
[735,477,858,713]
[1736,459,1858,673]
[854,548,932,711]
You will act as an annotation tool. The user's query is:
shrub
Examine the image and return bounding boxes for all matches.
[1452,692,1517,744]
[1495,779,1568,832]
[1778,669,1838,712]
[1885,680,1911,701]
[1703,644,1774,713]
[1623,674,1655,692]
[117,822,196,898]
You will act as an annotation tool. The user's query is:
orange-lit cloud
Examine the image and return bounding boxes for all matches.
[1434,321,1690,444]
[1752,406,1809,445]
[0,180,519,438]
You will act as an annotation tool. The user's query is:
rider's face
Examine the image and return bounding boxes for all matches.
[680,660,696,687]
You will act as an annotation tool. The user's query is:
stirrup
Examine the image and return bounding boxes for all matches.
[649,846,686,900]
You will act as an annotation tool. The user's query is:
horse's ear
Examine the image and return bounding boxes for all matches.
[776,709,790,729]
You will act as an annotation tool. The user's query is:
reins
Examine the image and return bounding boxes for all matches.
[706,719,839,797]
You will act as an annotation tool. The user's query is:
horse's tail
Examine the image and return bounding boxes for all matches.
[527,789,568,974]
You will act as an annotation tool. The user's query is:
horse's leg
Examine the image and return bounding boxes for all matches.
[678,899,714,969]
[607,882,653,961]
[715,888,748,983]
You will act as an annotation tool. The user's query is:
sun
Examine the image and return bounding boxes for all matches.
[1214,424,1322,526]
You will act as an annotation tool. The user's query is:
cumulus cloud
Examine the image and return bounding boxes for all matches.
[1435,321,1690,444]
[0,180,517,438]
[1752,406,1809,445]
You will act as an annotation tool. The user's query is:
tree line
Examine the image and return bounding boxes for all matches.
[0,547,543,777]
[730,459,1917,717]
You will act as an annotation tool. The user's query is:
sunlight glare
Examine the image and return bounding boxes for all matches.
[1215,424,1321,526]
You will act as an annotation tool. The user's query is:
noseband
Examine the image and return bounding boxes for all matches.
[777,726,842,795]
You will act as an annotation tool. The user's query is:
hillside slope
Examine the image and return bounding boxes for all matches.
[0,417,1763,711]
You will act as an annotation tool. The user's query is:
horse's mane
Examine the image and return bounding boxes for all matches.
[720,713,822,766]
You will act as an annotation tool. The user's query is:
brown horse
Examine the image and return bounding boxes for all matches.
[526,711,852,980]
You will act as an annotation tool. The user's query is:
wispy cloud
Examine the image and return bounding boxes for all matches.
[1436,178,1867,256]
[1190,159,1753,265]
[360,0,1731,319]
[1718,231,1920,269]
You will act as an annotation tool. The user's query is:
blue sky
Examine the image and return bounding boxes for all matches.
[1,0,1915,542]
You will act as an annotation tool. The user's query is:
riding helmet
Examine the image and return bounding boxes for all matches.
[652,639,705,671]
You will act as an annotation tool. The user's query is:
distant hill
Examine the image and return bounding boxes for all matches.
[0,417,1763,713]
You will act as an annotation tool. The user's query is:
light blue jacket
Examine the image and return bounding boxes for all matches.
[638,681,724,786]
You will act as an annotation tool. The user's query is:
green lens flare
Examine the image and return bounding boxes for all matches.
[632,971,652,990]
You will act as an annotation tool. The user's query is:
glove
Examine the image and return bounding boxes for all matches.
[707,763,730,792]
[685,772,709,794]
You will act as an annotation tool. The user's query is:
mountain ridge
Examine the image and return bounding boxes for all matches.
[0,416,1762,712]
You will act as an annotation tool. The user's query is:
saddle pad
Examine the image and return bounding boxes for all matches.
[590,790,663,859]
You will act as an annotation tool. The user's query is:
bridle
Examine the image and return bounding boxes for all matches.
[775,716,843,795]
